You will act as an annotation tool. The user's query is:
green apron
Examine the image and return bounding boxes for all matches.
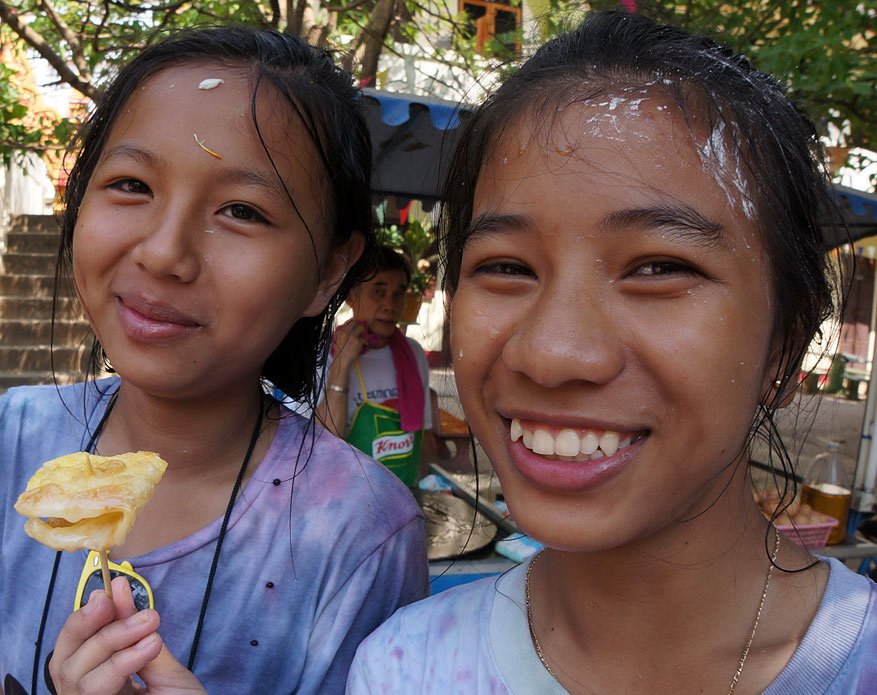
[346,362,422,487]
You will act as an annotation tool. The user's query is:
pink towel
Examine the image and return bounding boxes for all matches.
[386,328,425,432]
[333,321,425,432]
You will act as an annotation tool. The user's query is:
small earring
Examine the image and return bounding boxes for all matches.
[774,379,783,387]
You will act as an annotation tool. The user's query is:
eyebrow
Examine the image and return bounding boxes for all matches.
[465,212,534,243]
[100,144,287,198]
[100,144,160,169]
[465,204,725,250]
[600,205,725,248]
[216,167,288,199]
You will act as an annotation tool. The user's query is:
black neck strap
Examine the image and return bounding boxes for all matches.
[187,402,263,669]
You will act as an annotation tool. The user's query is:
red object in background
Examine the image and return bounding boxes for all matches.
[426,351,445,368]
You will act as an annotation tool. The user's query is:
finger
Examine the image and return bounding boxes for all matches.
[111,576,138,621]
[78,632,162,695]
[50,589,117,679]
[52,609,161,695]
[138,642,207,694]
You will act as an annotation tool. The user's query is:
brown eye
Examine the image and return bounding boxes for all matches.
[475,261,534,277]
[111,179,151,195]
[633,261,698,277]
[224,203,268,224]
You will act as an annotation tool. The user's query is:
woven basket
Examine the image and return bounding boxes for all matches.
[776,515,838,550]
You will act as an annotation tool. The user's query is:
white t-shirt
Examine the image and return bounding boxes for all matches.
[334,338,432,431]
[347,556,877,694]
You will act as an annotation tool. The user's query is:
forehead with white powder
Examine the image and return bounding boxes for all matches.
[487,84,759,223]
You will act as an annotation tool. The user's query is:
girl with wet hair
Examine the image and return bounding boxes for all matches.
[348,11,876,694]
[0,26,427,695]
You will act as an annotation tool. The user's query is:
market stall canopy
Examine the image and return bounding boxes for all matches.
[362,89,474,203]
[822,185,877,250]
[828,185,877,255]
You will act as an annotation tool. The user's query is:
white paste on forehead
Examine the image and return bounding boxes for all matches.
[576,96,650,143]
[198,78,225,91]
[697,119,756,220]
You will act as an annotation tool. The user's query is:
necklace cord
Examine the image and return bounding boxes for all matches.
[525,526,782,695]
[186,402,264,670]
[728,525,781,695]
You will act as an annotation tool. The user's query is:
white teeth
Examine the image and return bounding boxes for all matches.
[580,431,599,455]
[599,432,620,457]
[510,418,523,442]
[555,429,581,457]
[532,429,555,455]
[510,418,635,461]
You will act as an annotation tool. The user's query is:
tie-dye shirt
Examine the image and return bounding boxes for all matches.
[347,556,877,694]
[1,379,428,694]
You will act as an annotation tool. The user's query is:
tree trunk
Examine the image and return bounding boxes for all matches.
[355,0,396,86]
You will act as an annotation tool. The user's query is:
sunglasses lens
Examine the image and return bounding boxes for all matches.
[81,570,151,611]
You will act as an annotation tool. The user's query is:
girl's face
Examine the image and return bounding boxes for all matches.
[73,65,356,399]
[450,95,779,551]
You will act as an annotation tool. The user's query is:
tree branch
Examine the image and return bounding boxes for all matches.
[37,0,94,84]
[0,1,100,99]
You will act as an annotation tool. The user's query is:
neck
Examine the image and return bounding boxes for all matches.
[98,380,268,476]
[527,489,824,694]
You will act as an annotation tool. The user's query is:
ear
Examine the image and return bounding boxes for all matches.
[761,352,799,409]
[302,231,365,318]
[762,374,797,409]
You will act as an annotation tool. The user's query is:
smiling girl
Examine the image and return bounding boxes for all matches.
[348,11,877,694]
[0,28,427,694]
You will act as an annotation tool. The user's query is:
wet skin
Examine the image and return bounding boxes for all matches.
[347,268,408,345]
[73,64,341,402]
[449,95,781,553]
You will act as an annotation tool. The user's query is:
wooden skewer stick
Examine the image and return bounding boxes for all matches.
[99,549,114,600]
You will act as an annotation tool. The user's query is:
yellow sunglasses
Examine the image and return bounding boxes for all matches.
[74,550,154,611]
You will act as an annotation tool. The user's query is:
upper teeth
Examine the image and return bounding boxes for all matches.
[510,418,630,459]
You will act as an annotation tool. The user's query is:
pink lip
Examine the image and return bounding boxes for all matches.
[116,295,202,342]
[507,433,645,492]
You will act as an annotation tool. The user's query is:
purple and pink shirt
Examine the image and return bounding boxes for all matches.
[1,378,428,694]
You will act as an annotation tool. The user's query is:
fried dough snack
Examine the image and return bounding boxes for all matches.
[14,451,167,552]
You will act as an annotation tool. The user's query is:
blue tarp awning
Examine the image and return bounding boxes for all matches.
[362,89,473,202]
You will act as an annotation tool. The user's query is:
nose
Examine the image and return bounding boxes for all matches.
[502,280,625,388]
[130,202,201,283]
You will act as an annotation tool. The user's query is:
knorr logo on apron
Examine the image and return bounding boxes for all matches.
[346,361,423,487]
[373,431,416,460]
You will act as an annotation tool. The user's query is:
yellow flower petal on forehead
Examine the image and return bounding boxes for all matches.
[194,133,223,160]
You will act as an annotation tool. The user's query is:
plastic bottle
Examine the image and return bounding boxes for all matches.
[802,439,852,545]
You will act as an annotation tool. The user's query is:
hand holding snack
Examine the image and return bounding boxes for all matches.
[49,576,205,695]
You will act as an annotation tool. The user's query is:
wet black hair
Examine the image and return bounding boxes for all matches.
[58,26,375,403]
[440,11,849,527]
